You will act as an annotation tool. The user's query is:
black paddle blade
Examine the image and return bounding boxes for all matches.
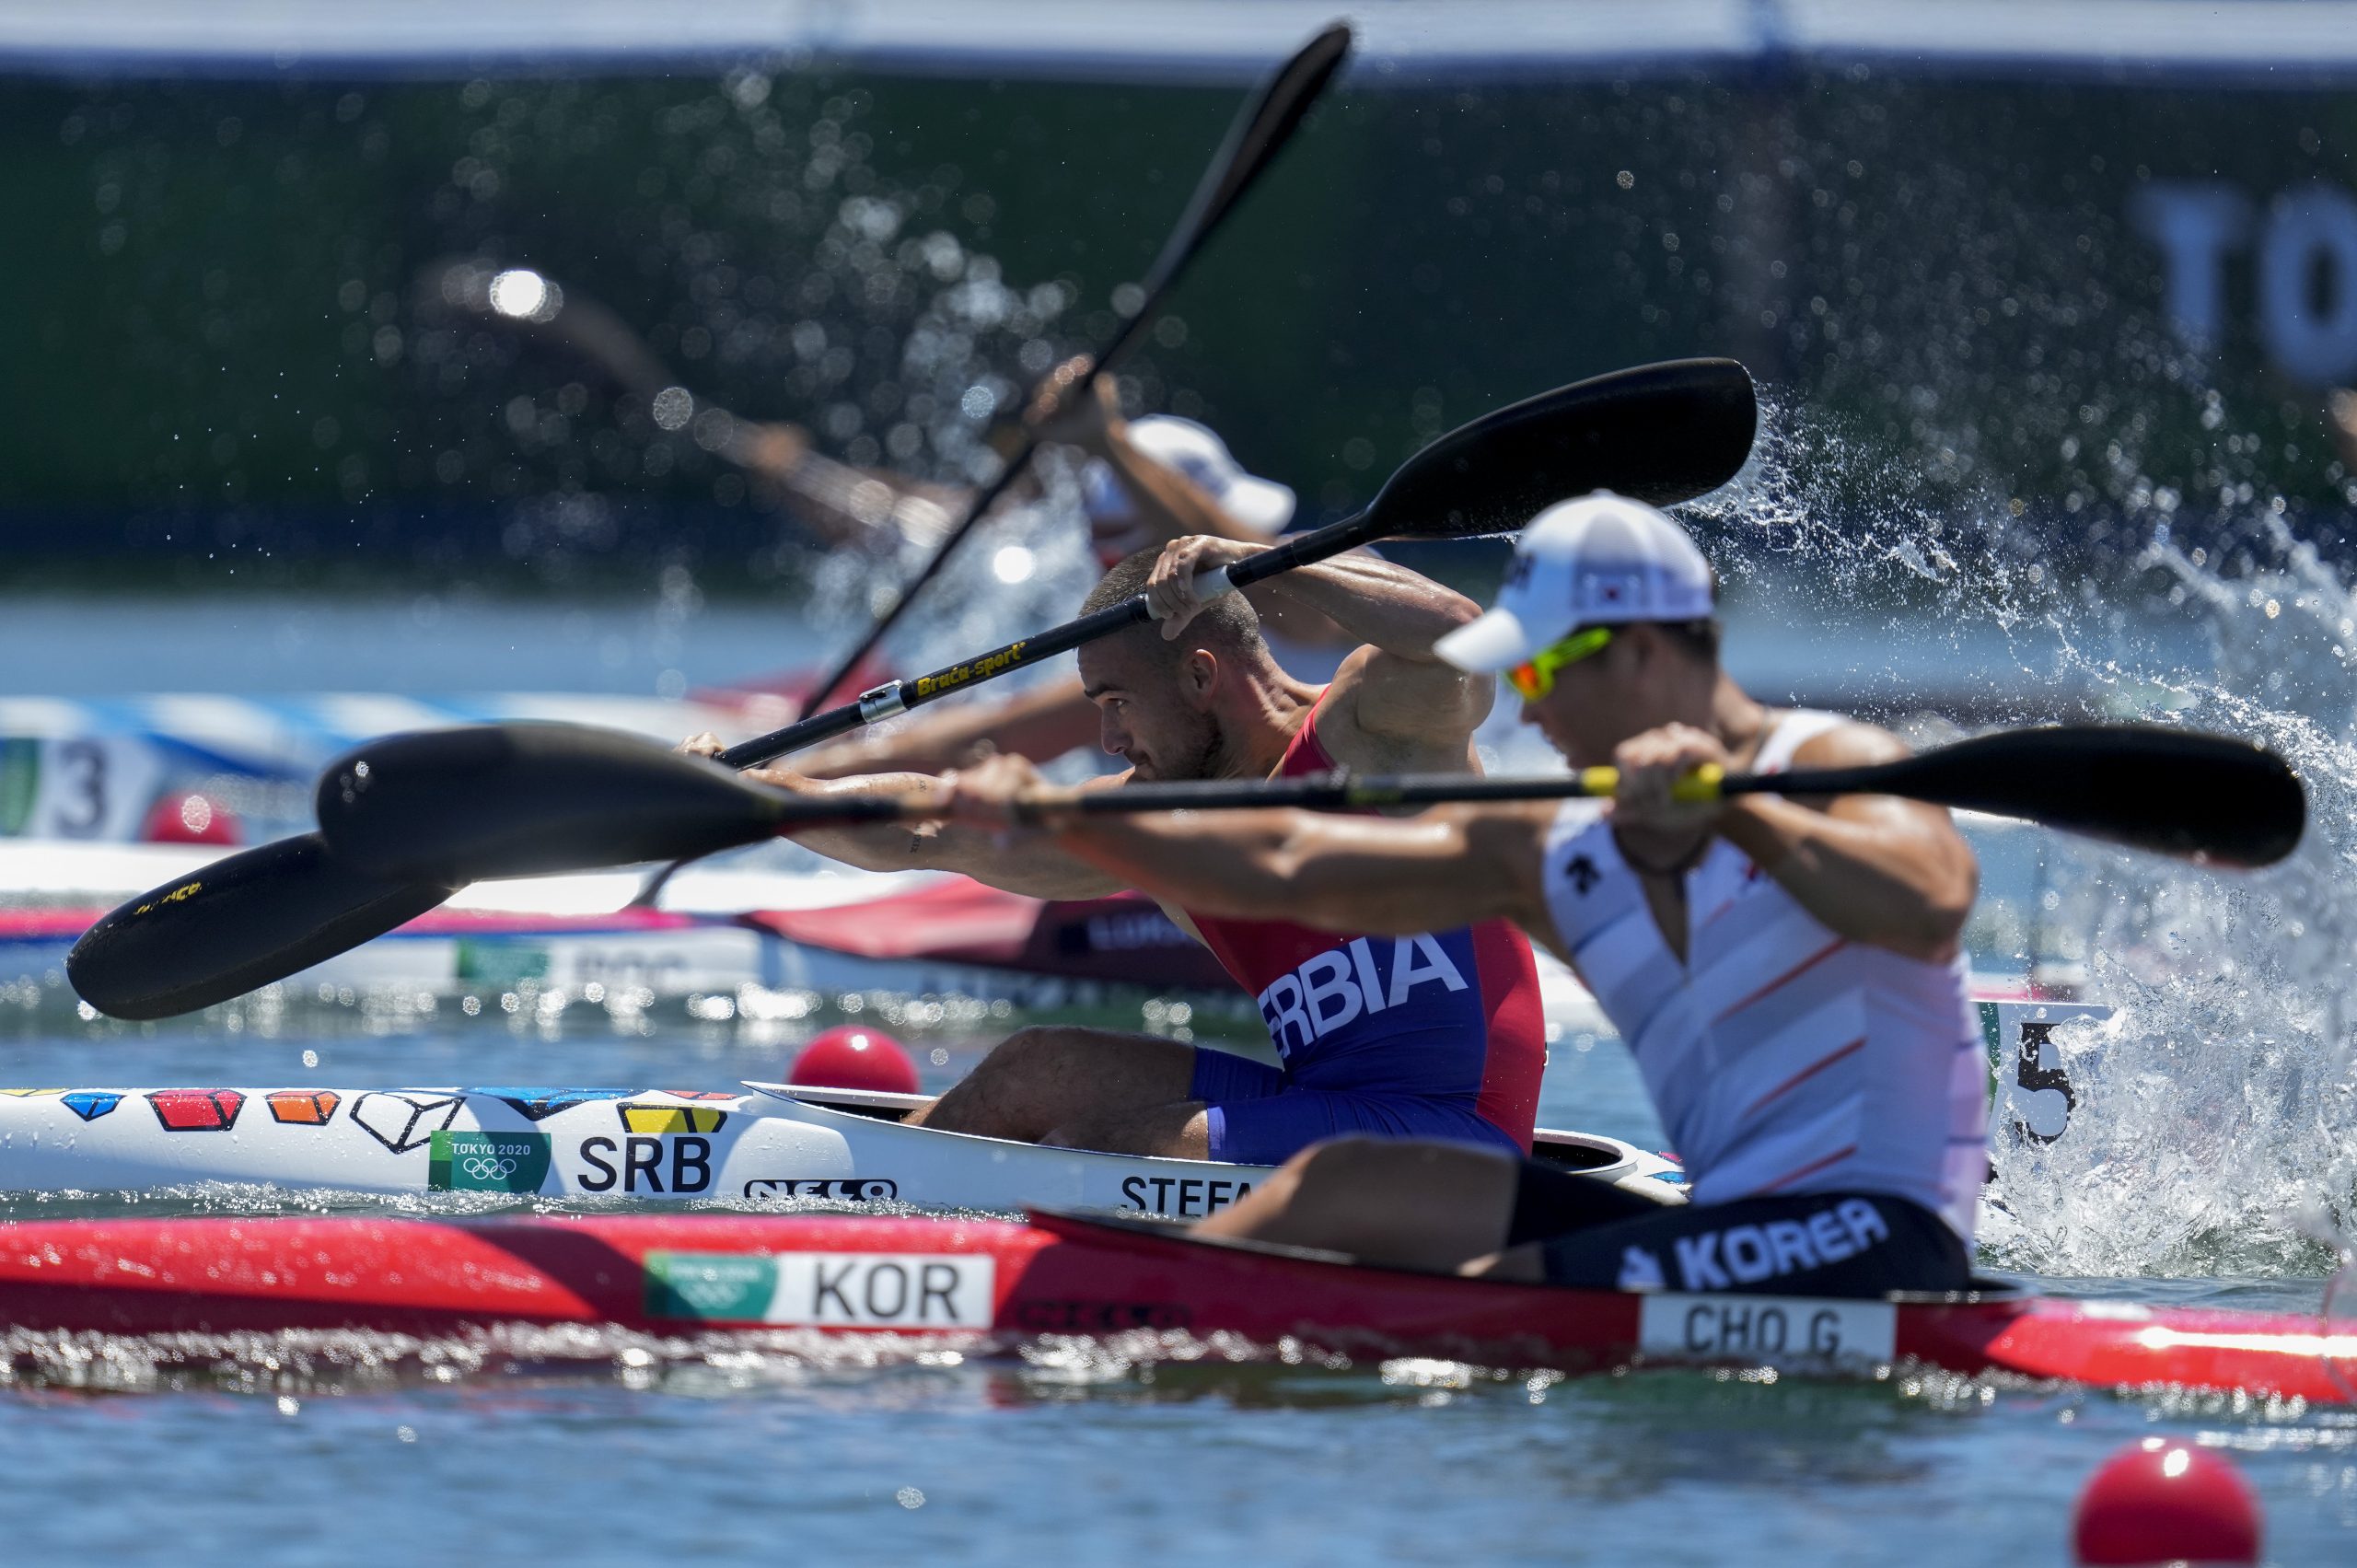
[1139,24,1353,296]
[1874,725,2305,868]
[1364,358,1758,540]
[66,834,453,1020]
[317,723,786,884]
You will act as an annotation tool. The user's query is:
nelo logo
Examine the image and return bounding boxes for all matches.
[1255,934,1468,1057]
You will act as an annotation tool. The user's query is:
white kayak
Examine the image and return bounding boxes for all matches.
[0,1080,1686,1217]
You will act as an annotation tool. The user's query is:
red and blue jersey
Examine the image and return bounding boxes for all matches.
[1179,691,1547,1151]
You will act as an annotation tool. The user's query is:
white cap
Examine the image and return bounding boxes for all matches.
[1083,415,1296,539]
[1434,492,1714,673]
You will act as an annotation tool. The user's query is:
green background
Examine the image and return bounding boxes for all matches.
[6,65,2354,585]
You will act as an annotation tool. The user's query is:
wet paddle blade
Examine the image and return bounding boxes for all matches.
[318,724,788,884]
[66,834,454,1021]
[1794,726,2306,868]
[1361,357,1758,540]
[1136,24,1353,297]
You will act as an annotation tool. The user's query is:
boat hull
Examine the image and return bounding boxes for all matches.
[0,1206,2343,1405]
[0,1081,1684,1216]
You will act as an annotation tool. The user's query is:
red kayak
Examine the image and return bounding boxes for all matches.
[0,1209,2347,1401]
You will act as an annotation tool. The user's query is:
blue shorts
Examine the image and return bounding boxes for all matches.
[1188,1047,1523,1167]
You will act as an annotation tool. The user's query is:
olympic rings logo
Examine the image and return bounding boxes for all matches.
[461,1155,523,1180]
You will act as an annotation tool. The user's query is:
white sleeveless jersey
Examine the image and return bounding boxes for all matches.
[1539,712,1987,1243]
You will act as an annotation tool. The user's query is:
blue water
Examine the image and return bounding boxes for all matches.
[2,1356,2346,1568]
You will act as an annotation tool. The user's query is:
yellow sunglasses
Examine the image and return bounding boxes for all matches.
[1505,625,1614,701]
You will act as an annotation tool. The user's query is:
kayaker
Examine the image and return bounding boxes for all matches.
[942,493,1986,1296]
[693,532,1548,1165]
[779,365,1353,780]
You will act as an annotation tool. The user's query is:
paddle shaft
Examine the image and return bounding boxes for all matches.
[794,25,1353,719]
[749,762,1767,826]
[744,735,2290,867]
[715,505,1384,769]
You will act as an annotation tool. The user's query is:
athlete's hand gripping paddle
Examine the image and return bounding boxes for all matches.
[67,357,1762,1019]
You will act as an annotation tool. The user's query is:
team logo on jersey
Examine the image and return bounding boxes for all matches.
[1255,934,1469,1058]
[1563,853,1601,895]
[1617,1246,1666,1291]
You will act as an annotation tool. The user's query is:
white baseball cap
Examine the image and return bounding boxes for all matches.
[1083,415,1296,539]
[1434,492,1715,673]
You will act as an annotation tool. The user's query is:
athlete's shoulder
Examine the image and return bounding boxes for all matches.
[1317,644,1491,768]
[1782,714,1910,770]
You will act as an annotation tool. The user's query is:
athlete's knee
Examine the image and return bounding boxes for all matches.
[975,1025,1090,1083]
[1286,1134,1513,1191]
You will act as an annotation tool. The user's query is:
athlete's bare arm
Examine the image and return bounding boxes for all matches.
[1062,806,1554,939]
[1030,363,1237,550]
[1142,538,1492,768]
[788,677,1098,779]
[670,751,1125,900]
[1613,720,1978,962]
[939,754,1561,950]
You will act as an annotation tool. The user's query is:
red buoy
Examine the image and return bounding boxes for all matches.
[789,1026,921,1095]
[141,792,239,846]
[2073,1438,2261,1565]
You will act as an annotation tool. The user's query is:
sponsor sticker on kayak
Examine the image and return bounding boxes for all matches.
[429,1131,554,1193]
[644,1251,995,1328]
[1637,1295,1897,1368]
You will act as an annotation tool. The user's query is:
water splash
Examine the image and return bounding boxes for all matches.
[1698,385,2357,1279]
[405,72,1134,677]
[1983,539,2357,1277]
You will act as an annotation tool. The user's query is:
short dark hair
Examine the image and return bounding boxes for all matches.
[1080,546,1268,664]
[1566,617,1720,663]
[1653,618,1723,663]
